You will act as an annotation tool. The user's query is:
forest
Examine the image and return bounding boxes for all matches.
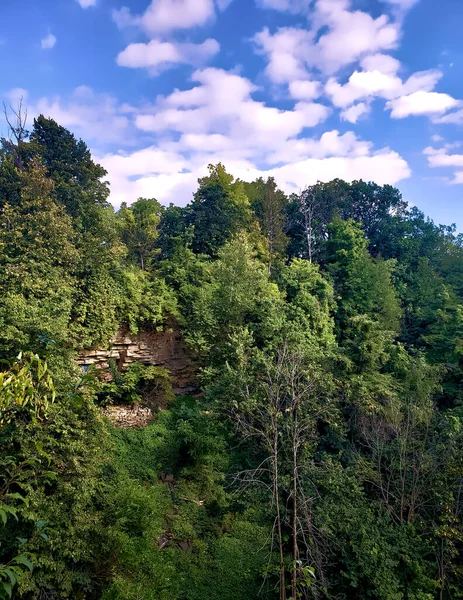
[1,110,463,600]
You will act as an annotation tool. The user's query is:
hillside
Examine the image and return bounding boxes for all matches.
[1,115,463,600]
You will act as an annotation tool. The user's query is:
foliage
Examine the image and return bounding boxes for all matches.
[98,362,174,408]
[2,112,463,599]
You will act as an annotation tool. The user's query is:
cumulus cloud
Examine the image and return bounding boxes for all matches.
[341,102,371,123]
[433,108,463,125]
[98,141,410,208]
[113,0,229,35]
[91,67,409,207]
[254,0,399,82]
[77,0,96,7]
[424,145,463,167]
[133,68,330,157]
[326,68,443,108]
[14,86,133,145]
[288,80,321,101]
[387,91,460,118]
[117,39,220,73]
[4,88,29,104]
[253,28,314,84]
[41,33,56,50]
[12,61,410,209]
[360,53,401,74]
[252,0,453,125]
[423,145,463,185]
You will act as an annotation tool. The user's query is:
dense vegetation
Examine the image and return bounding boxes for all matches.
[1,109,463,600]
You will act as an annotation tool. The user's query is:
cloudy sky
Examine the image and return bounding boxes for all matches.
[1,0,462,227]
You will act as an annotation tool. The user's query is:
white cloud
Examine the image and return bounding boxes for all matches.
[341,102,371,123]
[251,0,451,124]
[360,53,400,74]
[41,33,56,50]
[288,80,321,100]
[314,0,399,74]
[270,149,410,193]
[12,62,410,209]
[423,145,463,185]
[424,146,463,168]
[431,134,443,142]
[77,0,96,7]
[113,0,218,35]
[117,39,220,73]
[326,68,442,109]
[433,109,463,125]
[133,68,330,155]
[90,67,410,207]
[4,88,29,104]
[254,28,314,84]
[254,0,400,80]
[387,91,460,118]
[98,142,410,208]
[326,70,402,107]
[18,86,133,145]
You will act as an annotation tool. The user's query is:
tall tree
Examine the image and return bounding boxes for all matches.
[285,179,407,262]
[0,162,79,360]
[326,217,401,338]
[30,116,110,229]
[243,177,288,261]
[118,198,162,270]
[187,164,255,256]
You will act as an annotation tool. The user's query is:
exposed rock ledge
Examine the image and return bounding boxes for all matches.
[102,405,154,428]
[77,327,197,396]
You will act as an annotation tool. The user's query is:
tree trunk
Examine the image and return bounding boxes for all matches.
[273,422,286,600]
[292,420,298,600]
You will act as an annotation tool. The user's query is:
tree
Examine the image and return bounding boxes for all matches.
[326,218,401,337]
[243,177,288,262]
[30,116,110,229]
[185,233,285,367]
[228,345,326,599]
[285,179,407,262]
[157,203,189,260]
[118,198,162,271]
[187,164,255,256]
[0,162,79,361]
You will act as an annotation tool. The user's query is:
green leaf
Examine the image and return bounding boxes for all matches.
[4,570,16,586]
[15,555,33,571]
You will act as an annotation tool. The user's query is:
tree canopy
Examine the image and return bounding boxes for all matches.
[1,113,463,600]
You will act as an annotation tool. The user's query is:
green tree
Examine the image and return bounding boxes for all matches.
[118,198,162,270]
[0,162,79,362]
[30,116,110,229]
[186,233,285,366]
[326,218,401,336]
[243,177,288,261]
[187,164,255,256]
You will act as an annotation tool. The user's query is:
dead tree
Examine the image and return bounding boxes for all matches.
[2,97,29,169]
[231,343,328,599]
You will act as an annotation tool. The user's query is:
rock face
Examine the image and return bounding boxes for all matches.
[102,405,154,428]
[77,327,197,396]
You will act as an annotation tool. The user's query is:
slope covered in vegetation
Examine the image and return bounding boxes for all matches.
[1,114,463,600]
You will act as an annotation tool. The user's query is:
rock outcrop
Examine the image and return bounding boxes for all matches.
[77,327,197,396]
[101,405,154,428]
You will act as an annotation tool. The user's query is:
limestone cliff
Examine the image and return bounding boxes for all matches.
[77,327,197,396]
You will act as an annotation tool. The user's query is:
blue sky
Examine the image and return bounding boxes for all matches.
[1,0,462,228]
